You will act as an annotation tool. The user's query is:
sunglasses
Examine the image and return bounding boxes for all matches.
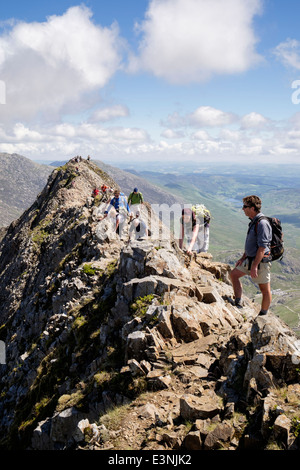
[242,204,251,209]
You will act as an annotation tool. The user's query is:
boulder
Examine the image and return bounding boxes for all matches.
[171,307,203,342]
[273,414,291,444]
[125,331,147,362]
[127,358,147,377]
[50,407,87,444]
[122,276,158,302]
[184,431,202,450]
[155,306,174,339]
[203,422,235,450]
[31,419,53,450]
[180,393,222,421]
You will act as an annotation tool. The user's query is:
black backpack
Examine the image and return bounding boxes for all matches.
[255,216,284,261]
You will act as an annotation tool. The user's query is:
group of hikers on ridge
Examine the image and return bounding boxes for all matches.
[96,185,211,251]
[97,187,148,239]
[96,183,282,317]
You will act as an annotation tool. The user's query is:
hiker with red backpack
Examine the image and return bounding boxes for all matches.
[230,195,283,316]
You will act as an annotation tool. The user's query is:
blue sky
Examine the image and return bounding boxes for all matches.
[1,0,300,165]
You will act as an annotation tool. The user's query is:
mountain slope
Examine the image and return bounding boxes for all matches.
[0,153,53,227]
[1,158,300,451]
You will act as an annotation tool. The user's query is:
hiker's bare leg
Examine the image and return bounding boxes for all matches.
[259,283,272,311]
[230,268,246,300]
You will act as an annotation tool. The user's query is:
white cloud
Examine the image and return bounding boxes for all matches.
[0,121,151,161]
[191,130,211,141]
[219,129,241,141]
[273,38,300,69]
[160,106,237,130]
[160,112,186,129]
[89,105,129,123]
[0,6,123,124]
[188,106,237,128]
[240,112,268,129]
[132,0,263,84]
[161,129,185,139]
[2,115,300,164]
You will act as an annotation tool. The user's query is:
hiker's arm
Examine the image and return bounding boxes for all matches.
[250,247,265,278]
[187,224,199,254]
[179,225,184,249]
[235,253,247,267]
[123,198,133,219]
[125,198,131,213]
[98,201,113,220]
[128,223,134,240]
[250,220,272,277]
[98,212,108,221]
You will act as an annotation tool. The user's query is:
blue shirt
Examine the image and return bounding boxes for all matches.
[104,195,130,215]
[245,212,272,258]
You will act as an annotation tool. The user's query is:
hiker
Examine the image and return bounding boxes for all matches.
[129,215,149,241]
[128,188,144,217]
[91,187,100,206]
[179,208,209,255]
[100,184,108,197]
[100,184,113,202]
[101,184,107,192]
[98,188,133,234]
[230,195,272,315]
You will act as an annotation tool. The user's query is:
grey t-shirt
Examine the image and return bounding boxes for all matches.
[245,213,272,258]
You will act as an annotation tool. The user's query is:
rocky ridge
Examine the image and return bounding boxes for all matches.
[0,159,300,451]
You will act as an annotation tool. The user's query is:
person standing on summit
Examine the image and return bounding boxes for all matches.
[230,195,272,316]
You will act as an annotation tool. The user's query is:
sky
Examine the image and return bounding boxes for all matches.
[1,0,300,165]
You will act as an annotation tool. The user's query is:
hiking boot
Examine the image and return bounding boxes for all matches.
[234,299,243,309]
[258,310,268,316]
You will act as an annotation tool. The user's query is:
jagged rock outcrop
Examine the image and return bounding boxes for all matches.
[0,159,300,451]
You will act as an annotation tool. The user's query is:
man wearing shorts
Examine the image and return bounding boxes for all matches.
[230,195,272,316]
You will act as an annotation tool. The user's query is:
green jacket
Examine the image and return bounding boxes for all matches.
[128,191,144,205]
